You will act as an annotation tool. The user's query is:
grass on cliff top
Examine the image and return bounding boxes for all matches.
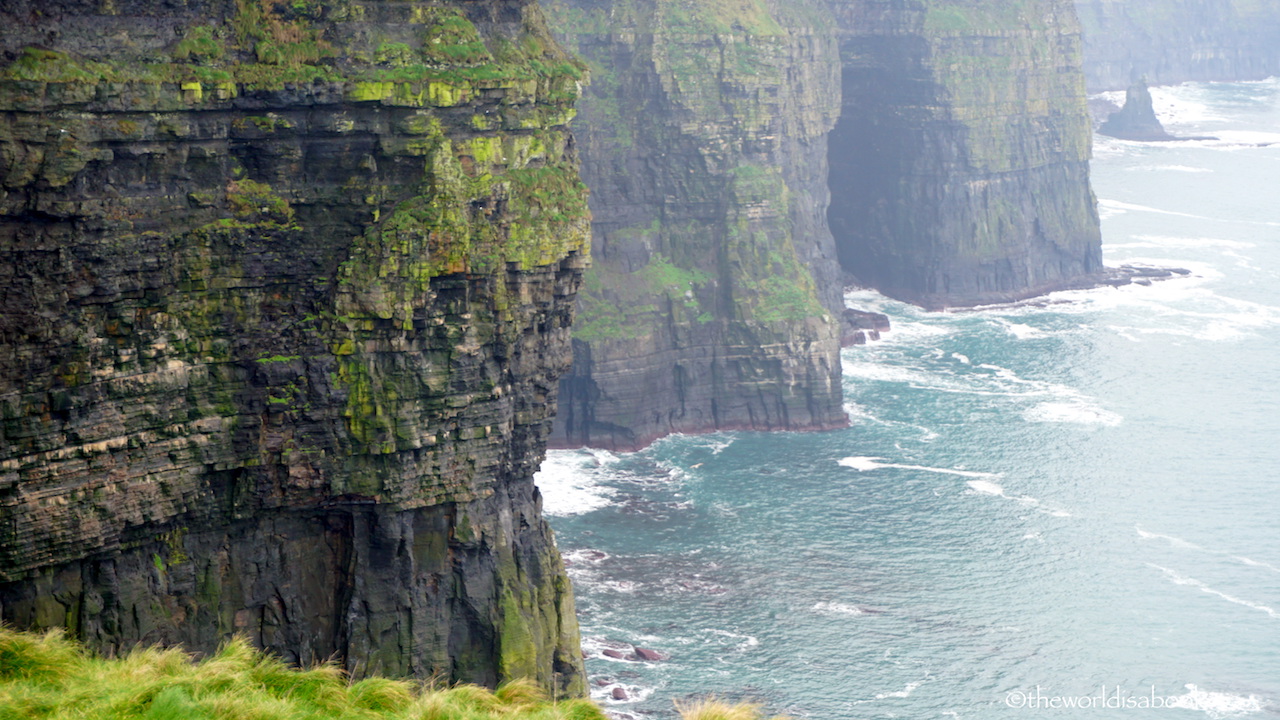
[0,628,782,720]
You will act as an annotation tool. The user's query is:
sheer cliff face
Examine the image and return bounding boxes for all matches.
[827,0,1102,309]
[0,0,587,695]
[544,0,847,451]
[1075,0,1280,90]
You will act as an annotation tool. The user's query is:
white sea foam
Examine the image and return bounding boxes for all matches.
[961,479,1070,516]
[840,456,999,479]
[1232,556,1280,576]
[1199,130,1280,147]
[1117,234,1256,251]
[1098,199,1221,222]
[1150,564,1280,619]
[1099,199,1280,227]
[992,318,1049,339]
[1008,263,1280,342]
[951,352,971,364]
[1167,684,1268,719]
[1138,527,1280,575]
[535,450,617,516]
[705,628,760,651]
[1137,526,1206,550]
[564,548,611,565]
[965,479,1006,496]
[703,437,735,455]
[844,400,876,424]
[875,681,923,700]
[812,601,867,617]
[591,683,657,705]
[1147,85,1229,126]
[842,357,1085,400]
[1023,401,1123,427]
[1097,198,1128,218]
[1126,164,1214,173]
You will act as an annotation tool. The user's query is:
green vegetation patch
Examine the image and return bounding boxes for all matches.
[0,628,606,720]
[1,0,584,97]
[923,1,1041,34]
[419,8,495,66]
[226,178,296,225]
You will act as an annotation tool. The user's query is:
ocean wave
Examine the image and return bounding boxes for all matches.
[1126,164,1214,173]
[1138,527,1280,576]
[850,680,927,706]
[841,357,1088,400]
[965,479,1007,496]
[1117,234,1255,251]
[1147,85,1230,126]
[1231,556,1280,576]
[704,628,760,652]
[535,450,618,516]
[839,456,999,479]
[590,683,657,705]
[564,548,611,567]
[1191,130,1280,148]
[1137,526,1206,551]
[1167,684,1268,719]
[1000,263,1280,342]
[1098,199,1222,223]
[964,479,1072,516]
[1150,564,1279,620]
[812,601,869,617]
[1098,199,1280,228]
[841,400,939,442]
[990,318,1050,339]
[875,681,924,700]
[1023,401,1123,427]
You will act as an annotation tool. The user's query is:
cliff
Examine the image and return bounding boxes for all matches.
[0,0,587,696]
[1075,0,1280,90]
[826,0,1103,309]
[544,0,848,451]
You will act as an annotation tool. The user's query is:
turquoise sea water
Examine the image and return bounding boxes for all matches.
[537,79,1280,719]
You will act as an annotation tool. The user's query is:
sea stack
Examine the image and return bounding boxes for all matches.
[1098,79,1175,140]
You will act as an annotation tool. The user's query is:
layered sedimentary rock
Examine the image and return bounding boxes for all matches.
[826,0,1102,309]
[544,0,847,451]
[1075,0,1280,90]
[0,0,588,695]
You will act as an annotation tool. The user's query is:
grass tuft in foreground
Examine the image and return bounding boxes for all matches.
[675,699,789,720]
[0,628,783,720]
[0,627,602,720]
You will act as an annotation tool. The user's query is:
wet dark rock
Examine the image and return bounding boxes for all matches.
[611,687,629,701]
[631,647,668,662]
[842,309,891,347]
